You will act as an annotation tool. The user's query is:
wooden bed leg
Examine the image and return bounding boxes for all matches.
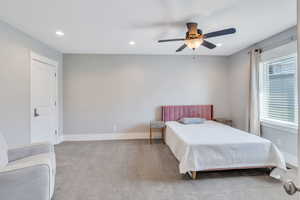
[162,127,166,144]
[191,171,197,180]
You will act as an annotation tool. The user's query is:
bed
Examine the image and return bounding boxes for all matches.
[162,105,286,179]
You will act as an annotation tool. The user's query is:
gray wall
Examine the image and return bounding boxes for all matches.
[0,20,63,148]
[63,54,230,135]
[228,26,297,130]
[227,26,297,161]
[227,48,250,130]
[261,125,297,165]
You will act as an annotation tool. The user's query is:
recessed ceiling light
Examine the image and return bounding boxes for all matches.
[129,41,135,45]
[55,30,64,37]
[216,43,222,47]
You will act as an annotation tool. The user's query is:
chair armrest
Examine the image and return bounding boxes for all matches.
[8,143,54,162]
[0,154,53,200]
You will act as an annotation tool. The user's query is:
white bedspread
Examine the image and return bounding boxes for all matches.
[165,121,286,174]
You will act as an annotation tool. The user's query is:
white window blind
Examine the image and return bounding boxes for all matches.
[260,54,298,125]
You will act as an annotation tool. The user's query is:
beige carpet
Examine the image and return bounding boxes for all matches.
[53,140,297,200]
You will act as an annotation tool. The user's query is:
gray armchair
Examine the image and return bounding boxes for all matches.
[0,141,56,200]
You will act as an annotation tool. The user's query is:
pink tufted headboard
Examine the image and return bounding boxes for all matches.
[162,105,213,122]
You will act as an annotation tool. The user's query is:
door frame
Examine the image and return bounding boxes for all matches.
[30,51,59,144]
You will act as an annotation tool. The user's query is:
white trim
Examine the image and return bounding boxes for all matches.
[63,132,162,142]
[55,135,64,144]
[31,52,58,67]
[261,120,298,134]
[30,51,59,145]
[259,52,298,131]
[261,118,298,129]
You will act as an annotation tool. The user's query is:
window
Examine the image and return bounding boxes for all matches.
[260,54,298,126]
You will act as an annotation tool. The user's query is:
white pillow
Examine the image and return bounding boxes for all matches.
[0,132,8,168]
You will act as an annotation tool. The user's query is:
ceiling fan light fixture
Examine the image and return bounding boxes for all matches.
[185,38,203,49]
[157,23,236,52]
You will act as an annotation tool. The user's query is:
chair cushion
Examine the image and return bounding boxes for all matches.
[0,132,8,169]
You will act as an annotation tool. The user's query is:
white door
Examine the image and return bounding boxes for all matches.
[31,52,58,144]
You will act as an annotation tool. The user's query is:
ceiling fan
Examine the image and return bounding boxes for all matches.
[158,22,236,52]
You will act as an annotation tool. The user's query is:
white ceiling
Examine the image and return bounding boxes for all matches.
[0,0,296,55]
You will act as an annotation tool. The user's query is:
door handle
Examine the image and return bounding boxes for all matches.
[34,108,40,117]
[283,181,300,195]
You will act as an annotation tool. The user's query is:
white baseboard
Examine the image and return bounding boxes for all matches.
[59,133,299,169]
[55,135,64,144]
[63,132,162,142]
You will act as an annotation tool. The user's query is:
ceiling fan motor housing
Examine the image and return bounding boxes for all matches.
[186,22,198,29]
[186,22,198,36]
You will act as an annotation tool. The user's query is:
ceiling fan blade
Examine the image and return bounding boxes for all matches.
[204,28,236,39]
[202,40,216,49]
[158,38,185,43]
[176,44,187,52]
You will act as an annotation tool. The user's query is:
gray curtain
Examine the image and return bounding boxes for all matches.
[247,49,261,136]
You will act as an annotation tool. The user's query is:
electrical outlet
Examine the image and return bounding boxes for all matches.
[113,124,117,132]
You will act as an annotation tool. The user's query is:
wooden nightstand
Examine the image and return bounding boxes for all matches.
[150,121,165,144]
[214,118,233,126]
